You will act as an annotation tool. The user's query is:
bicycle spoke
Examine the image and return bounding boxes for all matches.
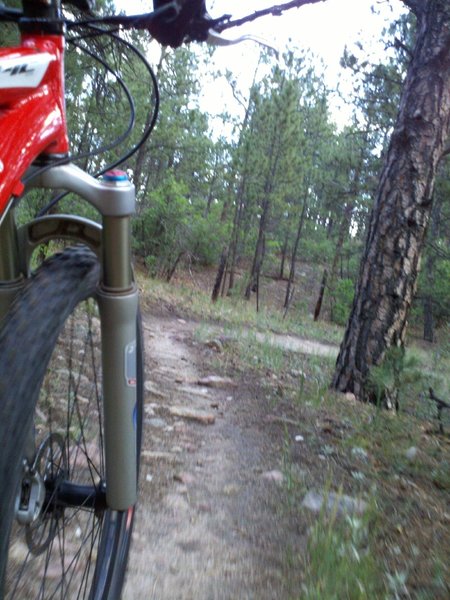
[5,298,106,598]
[1,248,141,599]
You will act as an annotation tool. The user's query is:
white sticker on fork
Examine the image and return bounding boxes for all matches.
[125,341,137,387]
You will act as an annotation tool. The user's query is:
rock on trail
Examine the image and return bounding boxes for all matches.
[122,315,306,600]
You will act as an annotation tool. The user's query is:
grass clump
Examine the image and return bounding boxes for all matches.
[302,505,382,599]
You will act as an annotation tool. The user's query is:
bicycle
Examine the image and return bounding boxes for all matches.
[0,1,229,597]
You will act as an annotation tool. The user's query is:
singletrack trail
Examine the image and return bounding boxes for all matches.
[122,311,450,599]
[123,313,307,599]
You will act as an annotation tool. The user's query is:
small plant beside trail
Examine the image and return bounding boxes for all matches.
[203,321,450,598]
[139,267,450,598]
[303,508,380,599]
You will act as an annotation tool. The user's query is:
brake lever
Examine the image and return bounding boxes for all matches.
[206,29,279,58]
[150,0,229,47]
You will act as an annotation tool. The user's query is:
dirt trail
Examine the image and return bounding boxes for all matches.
[123,314,306,600]
[197,324,338,359]
[254,331,337,358]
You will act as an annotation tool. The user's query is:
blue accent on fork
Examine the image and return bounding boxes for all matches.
[102,170,128,182]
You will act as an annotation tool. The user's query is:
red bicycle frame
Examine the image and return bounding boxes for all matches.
[0,33,68,215]
[0,11,140,513]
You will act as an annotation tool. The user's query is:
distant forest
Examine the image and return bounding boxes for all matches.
[3,0,450,402]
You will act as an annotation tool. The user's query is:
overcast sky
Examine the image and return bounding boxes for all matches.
[206,1,407,130]
[116,0,407,132]
[208,1,406,86]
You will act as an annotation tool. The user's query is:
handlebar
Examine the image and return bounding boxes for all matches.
[0,0,231,48]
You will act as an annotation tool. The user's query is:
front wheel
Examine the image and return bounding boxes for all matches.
[0,246,143,599]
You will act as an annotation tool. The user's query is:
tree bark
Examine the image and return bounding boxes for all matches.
[212,80,259,301]
[211,248,228,302]
[245,198,270,299]
[165,251,184,282]
[333,0,450,401]
[244,121,281,301]
[314,269,328,321]
[226,180,246,295]
[279,232,289,280]
[284,197,307,308]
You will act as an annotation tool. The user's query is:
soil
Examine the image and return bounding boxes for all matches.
[122,304,450,599]
[122,313,311,599]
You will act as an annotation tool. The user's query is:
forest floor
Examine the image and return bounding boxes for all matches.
[122,271,450,600]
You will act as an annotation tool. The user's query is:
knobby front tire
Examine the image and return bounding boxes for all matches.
[0,246,143,600]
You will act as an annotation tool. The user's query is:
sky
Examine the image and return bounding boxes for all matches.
[116,0,407,132]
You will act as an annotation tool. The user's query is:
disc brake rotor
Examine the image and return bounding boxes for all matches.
[24,432,67,555]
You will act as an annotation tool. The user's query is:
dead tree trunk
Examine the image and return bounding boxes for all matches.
[333,0,450,402]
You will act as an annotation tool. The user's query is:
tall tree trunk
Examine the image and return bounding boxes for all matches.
[279,232,289,280]
[244,122,281,301]
[313,202,353,322]
[211,78,257,301]
[423,295,434,343]
[211,248,228,303]
[327,202,354,321]
[165,251,184,282]
[226,181,247,295]
[133,108,157,197]
[212,175,246,300]
[314,269,328,321]
[333,0,450,402]
[284,197,307,308]
[203,155,219,217]
[326,214,334,239]
[245,198,270,299]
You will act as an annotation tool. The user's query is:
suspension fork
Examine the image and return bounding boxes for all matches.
[0,209,25,321]
[17,164,140,511]
[98,208,140,511]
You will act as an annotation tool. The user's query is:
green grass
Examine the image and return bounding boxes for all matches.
[139,269,450,598]
[138,272,344,345]
[302,505,382,599]
[233,333,450,598]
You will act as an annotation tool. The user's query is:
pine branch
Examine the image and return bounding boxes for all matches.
[217,0,328,32]
[394,37,413,61]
